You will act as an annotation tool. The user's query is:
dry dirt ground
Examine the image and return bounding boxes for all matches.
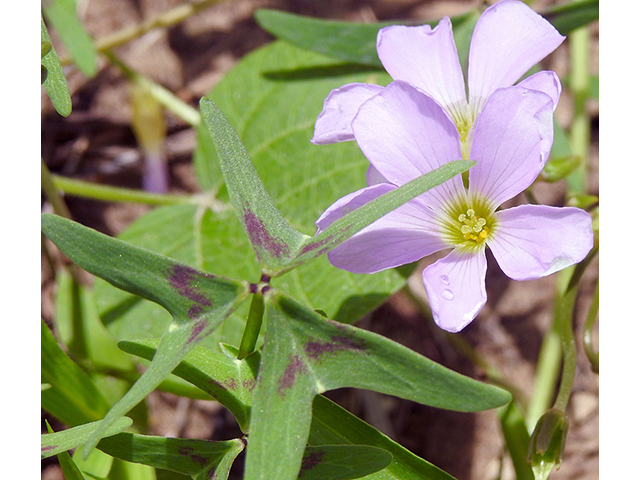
[41,1,599,479]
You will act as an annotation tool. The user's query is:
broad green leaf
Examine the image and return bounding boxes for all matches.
[200,97,307,273]
[41,214,249,457]
[194,40,408,320]
[119,333,461,479]
[41,319,112,426]
[309,396,457,480]
[41,15,72,116]
[42,417,133,459]
[200,97,472,273]
[298,445,392,480]
[98,433,244,480]
[42,0,98,76]
[119,340,259,432]
[542,0,599,36]
[244,290,511,480]
[291,161,474,266]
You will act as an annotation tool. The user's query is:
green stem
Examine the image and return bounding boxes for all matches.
[582,279,599,373]
[566,26,591,194]
[238,292,265,360]
[41,159,72,219]
[105,51,200,127]
[552,247,598,411]
[526,326,562,429]
[59,0,224,67]
[52,174,194,205]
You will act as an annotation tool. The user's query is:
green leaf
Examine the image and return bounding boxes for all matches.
[309,395,457,480]
[200,97,307,274]
[254,9,391,67]
[42,0,98,76]
[244,290,511,480]
[41,15,72,116]
[42,417,133,459]
[254,9,478,68]
[298,445,392,480]
[540,155,581,182]
[118,333,460,479]
[56,450,86,480]
[291,160,474,265]
[55,268,134,371]
[118,340,259,432]
[107,41,405,327]
[98,433,244,480]
[542,0,599,36]
[94,204,253,351]
[41,320,112,426]
[41,214,249,457]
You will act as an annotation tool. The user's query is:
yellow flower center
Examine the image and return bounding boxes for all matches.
[440,195,497,251]
[457,209,489,243]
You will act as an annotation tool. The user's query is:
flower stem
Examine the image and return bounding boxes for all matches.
[551,246,598,412]
[566,26,591,194]
[52,174,193,205]
[105,51,201,127]
[59,0,225,67]
[582,279,599,373]
[238,292,265,360]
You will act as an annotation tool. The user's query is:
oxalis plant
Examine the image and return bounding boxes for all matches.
[41,1,599,479]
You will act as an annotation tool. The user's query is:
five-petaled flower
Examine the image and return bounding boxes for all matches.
[312,0,565,161]
[311,0,593,332]
[314,80,593,333]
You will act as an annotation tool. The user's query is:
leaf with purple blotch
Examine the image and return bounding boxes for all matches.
[41,214,250,458]
[200,98,308,275]
[244,289,511,480]
[41,417,133,459]
[97,433,244,480]
[115,328,466,479]
[118,340,259,433]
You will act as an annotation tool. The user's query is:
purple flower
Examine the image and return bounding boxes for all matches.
[315,81,593,332]
[312,0,565,161]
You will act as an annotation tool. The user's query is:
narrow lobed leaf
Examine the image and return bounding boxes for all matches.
[199,98,307,274]
[41,15,72,116]
[292,160,475,264]
[41,417,133,459]
[244,288,510,480]
[97,433,244,480]
[41,214,250,457]
[42,0,98,76]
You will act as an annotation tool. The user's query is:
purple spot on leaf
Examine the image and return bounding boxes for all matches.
[168,265,213,306]
[243,206,290,259]
[278,354,307,396]
[305,334,367,361]
[242,378,256,392]
[186,319,208,346]
[176,446,208,466]
[223,378,238,391]
[300,450,325,473]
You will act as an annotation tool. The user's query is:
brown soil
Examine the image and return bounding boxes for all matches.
[41,1,598,479]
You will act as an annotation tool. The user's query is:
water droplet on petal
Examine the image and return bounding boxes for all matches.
[441,289,454,301]
[439,275,450,285]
